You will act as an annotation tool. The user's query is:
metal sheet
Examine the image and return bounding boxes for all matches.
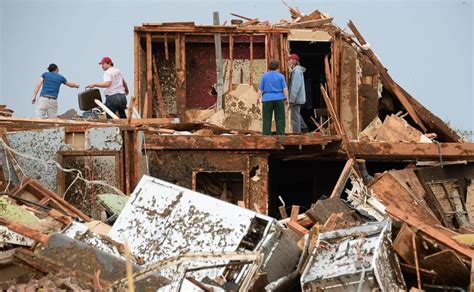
[109,175,274,264]
[109,175,301,288]
[301,219,405,291]
[0,226,34,246]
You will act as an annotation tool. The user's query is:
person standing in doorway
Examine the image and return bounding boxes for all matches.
[288,54,308,133]
[32,64,80,118]
[87,57,129,118]
[258,59,288,135]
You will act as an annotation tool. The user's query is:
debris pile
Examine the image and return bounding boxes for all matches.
[0,4,473,291]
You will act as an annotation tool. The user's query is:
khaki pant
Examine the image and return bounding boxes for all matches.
[36,96,58,119]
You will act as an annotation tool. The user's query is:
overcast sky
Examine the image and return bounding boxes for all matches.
[1,0,472,131]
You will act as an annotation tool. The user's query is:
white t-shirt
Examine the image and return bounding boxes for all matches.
[103,67,125,95]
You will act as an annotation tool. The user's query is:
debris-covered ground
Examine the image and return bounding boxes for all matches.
[0,5,473,292]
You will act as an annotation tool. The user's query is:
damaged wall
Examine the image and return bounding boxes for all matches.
[148,150,268,213]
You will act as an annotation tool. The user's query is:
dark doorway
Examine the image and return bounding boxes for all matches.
[268,158,346,218]
[289,41,331,131]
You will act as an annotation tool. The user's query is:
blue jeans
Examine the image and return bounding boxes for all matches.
[105,93,127,119]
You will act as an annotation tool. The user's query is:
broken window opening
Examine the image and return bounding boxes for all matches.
[288,41,331,132]
[195,172,244,205]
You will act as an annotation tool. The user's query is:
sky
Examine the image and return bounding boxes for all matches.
[1,0,473,132]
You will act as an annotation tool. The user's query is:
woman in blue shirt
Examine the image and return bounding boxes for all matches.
[32,63,79,118]
[258,60,289,135]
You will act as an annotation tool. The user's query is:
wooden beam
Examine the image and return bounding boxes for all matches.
[330,158,354,198]
[351,141,474,161]
[145,33,153,118]
[0,216,49,243]
[228,34,234,92]
[279,206,288,219]
[134,32,140,118]
[126,96,136,124]
[290,205,300,222]
[164,33,169,61]
[175,33,186,121]
[347,20,426,132]
[264,33,269,71]
[249,34,254,85]
[135,25,289,34]
[288,221,309,237]
[214,12,224,110]
[144,134,338,150]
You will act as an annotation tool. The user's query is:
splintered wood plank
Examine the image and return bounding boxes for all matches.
[278,206,288,219]
[466,180,474,223]
[290,205,300,222]
[288,221,309,237]
[423,249,470,286]
[145,33,153,119]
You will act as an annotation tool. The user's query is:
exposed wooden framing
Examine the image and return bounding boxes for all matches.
[412,234,422,289]
[347,20,427,132]
[264,33,269,71]
[279,33,284,74]
[164,33,169,61]
[127,96,136,124]
[132,129,140,191]
[214,12,224,110]
[152,54,166,118]
[144,134,338,150]
[123,130,131,194]
[144,33,153,119]
[249,34,254,85]
[175,33,187,121]
[0,216,49,243]
[269,33,274,60]
[228,34,234,92]
[324,55,333,99]
[330,158,354,198]
[351,141,474,161]
[135,25,288,34]
[134,32,140,117]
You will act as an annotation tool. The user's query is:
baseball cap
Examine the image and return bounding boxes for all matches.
[289,54,299,62]
[99,56,113,64]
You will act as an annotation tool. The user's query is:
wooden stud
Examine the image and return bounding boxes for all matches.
[164,33,169,61]
[127,96,136,124]
[145,33,153,119]
[175,33,187,121]
[134,32,140,118]
[264,34,269,71]
[249,34,253,85]
[228,34,234,92]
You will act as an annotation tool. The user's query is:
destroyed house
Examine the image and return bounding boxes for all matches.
[0,8,474,291]
[130,12,469,217]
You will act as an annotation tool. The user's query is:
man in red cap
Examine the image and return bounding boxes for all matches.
[288,53,308,133]
[87,57,129,118]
